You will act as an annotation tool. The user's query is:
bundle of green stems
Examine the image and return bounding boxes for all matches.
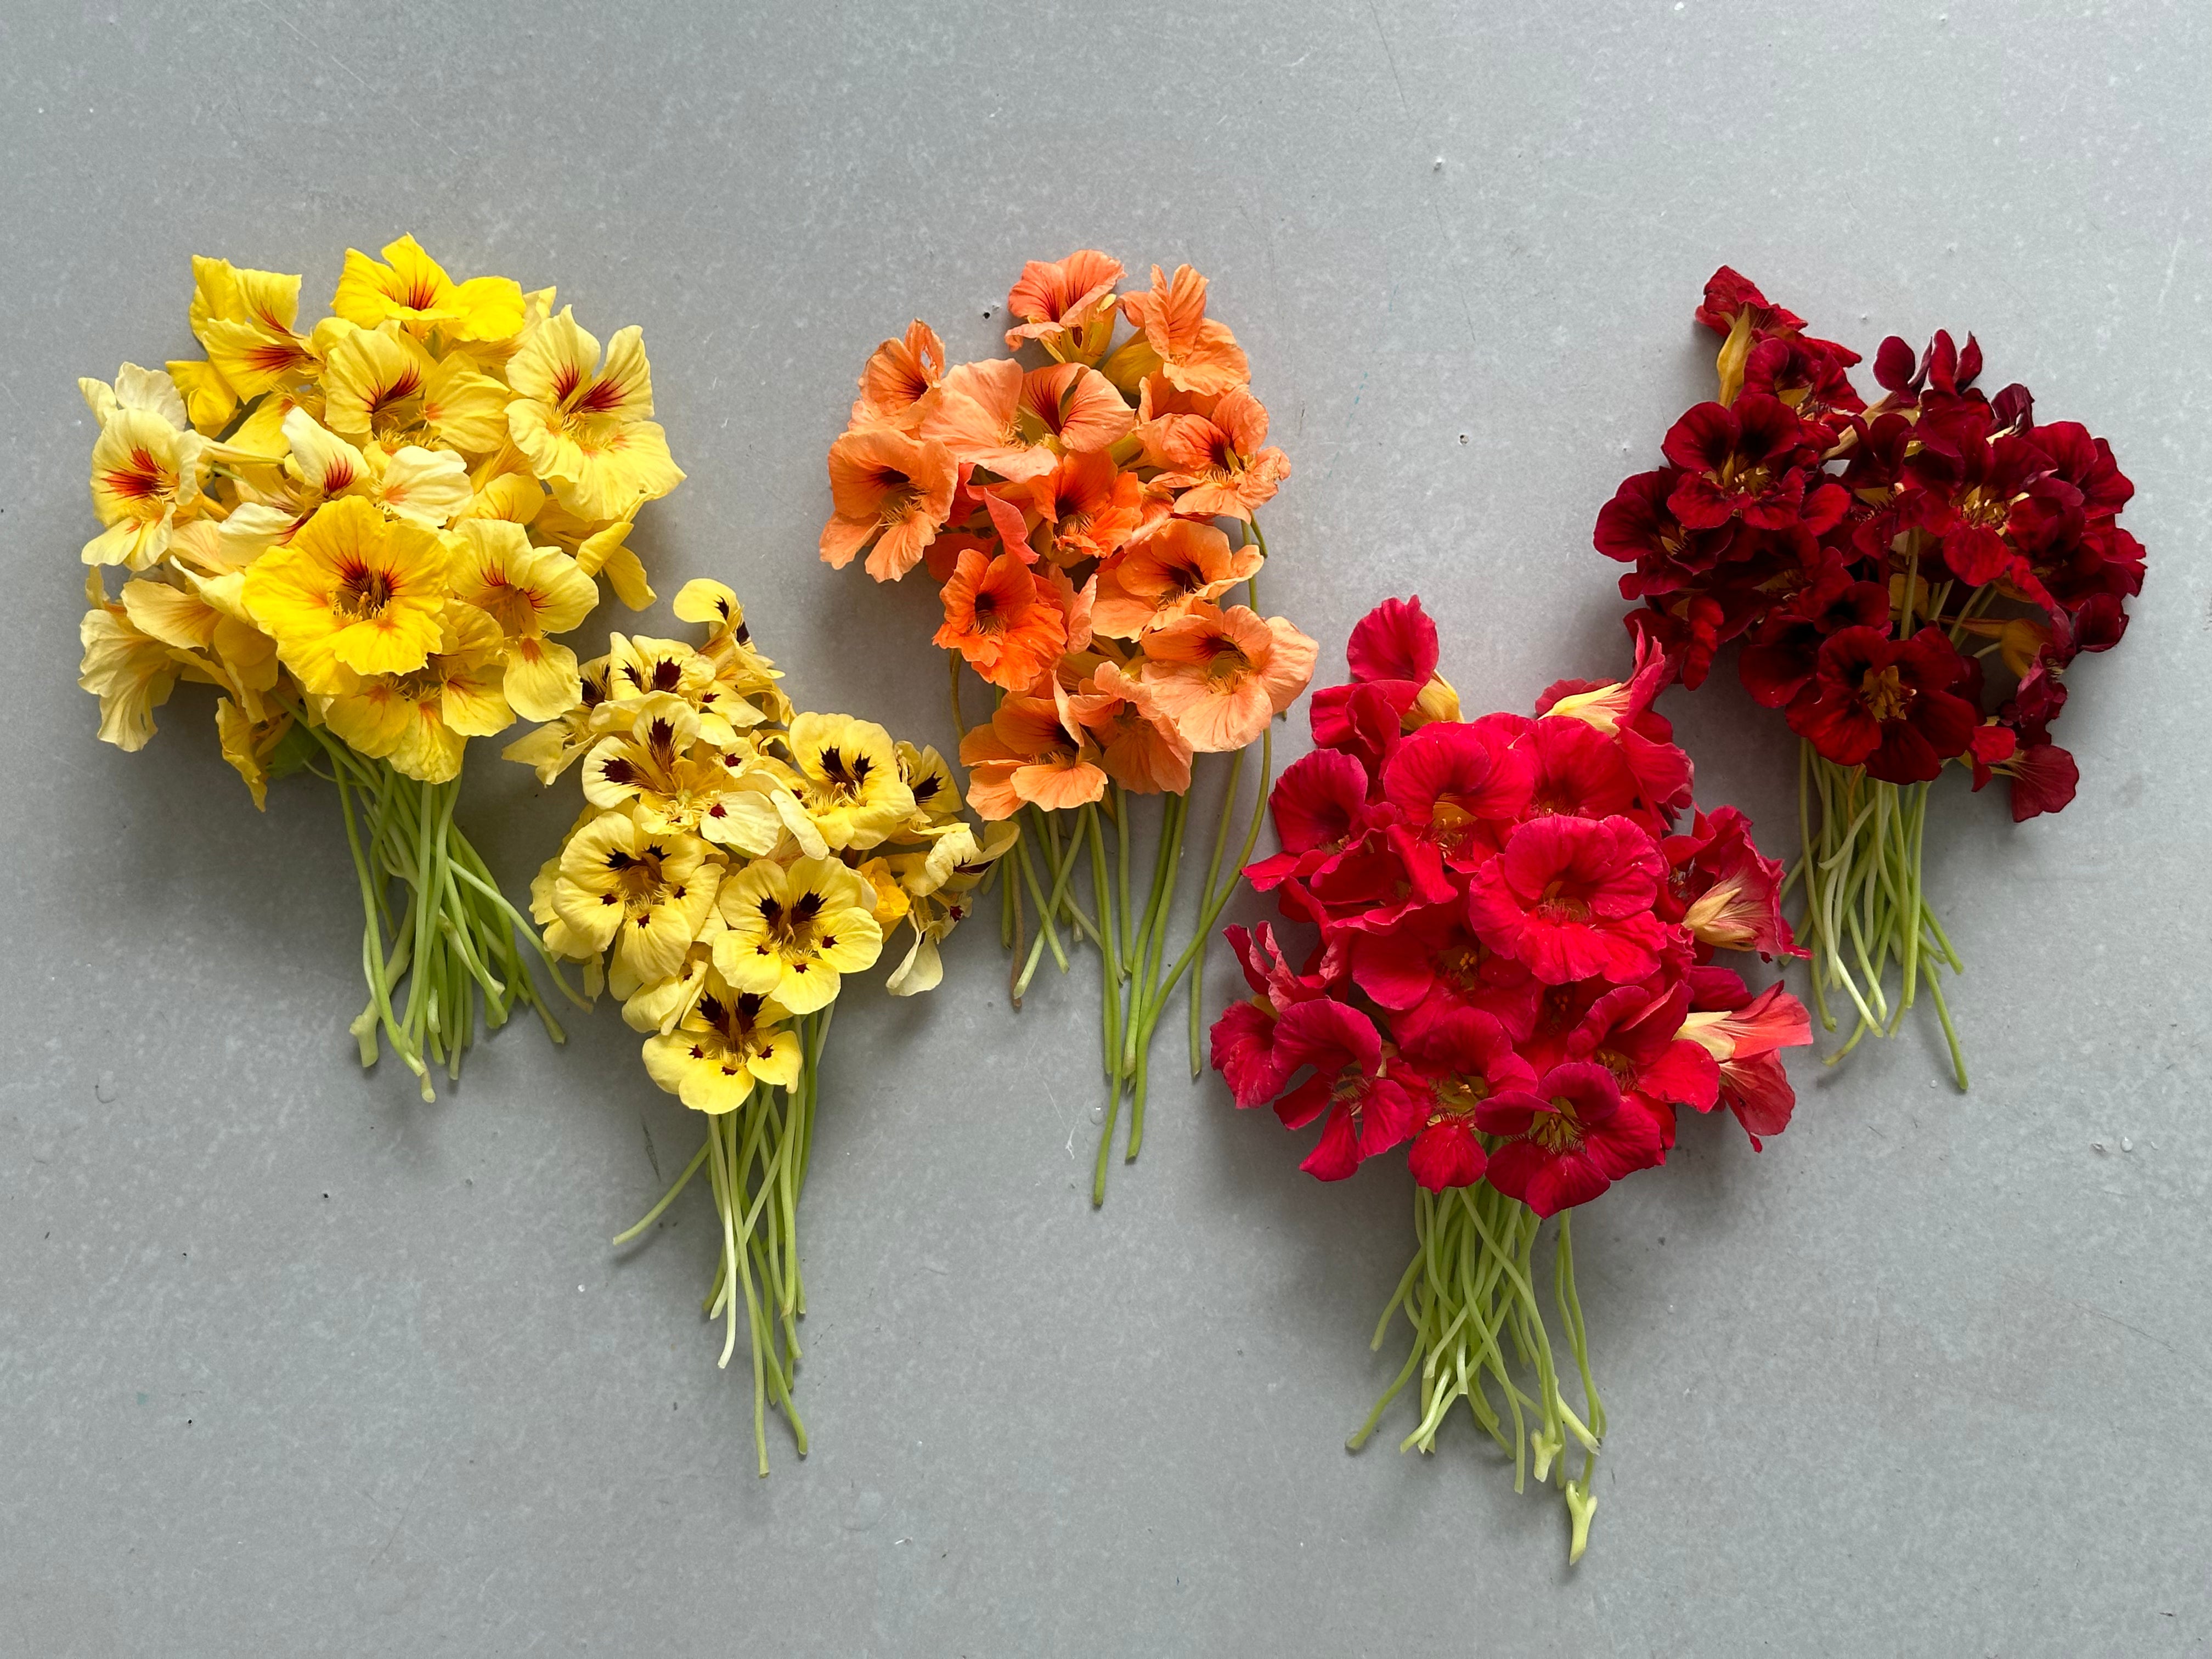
[295,716,580,1100]
[996,743,1271,1205]
[615,1007,832,1476]
[1783,568,1991,1091]
[1351,1181,1605,1564]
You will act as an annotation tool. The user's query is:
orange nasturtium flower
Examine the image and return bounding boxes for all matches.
[958,695,1108,820]
[1107,263,1251,398]
[932,545,1068,692]
[1090,520,1262,640]
[818,426,959,581]
[1138,599,1318,753]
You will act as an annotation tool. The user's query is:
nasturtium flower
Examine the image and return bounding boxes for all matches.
[552,809,722,988]
[332,234,527,343]
[1090,520,1260,639]
[77,591,181,751]
[321,603,514,783]
[712,854,883,1015]
[1006,249,1124,358]
[83,405,206,569]
[785,712,916,851]
[641,973,802,1113]
[446,520,598,720]
[819,426,961,582]
[932,546,1068,692]
[505,307,684,521]
[320,324,510,454]
[849,320,946,433]
[1108,263,1249,397]
[1137,600,1317,753]
[240,495,449,695]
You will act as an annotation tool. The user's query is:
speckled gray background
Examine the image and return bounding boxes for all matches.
[4,2,2209,1654]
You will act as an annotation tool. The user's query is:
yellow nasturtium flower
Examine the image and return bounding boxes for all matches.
[321,604,514,784]
[505,308,685,521]
[445,520,597,720]
[320,324,511,455]
[711,855,883,1015]
[786,712,916,851]
[331,234,527,343]
[83,405,206,570]
[551,809,723,989]
[240,495,449,695]
[640,973,803,1113]
[77,589,181,751]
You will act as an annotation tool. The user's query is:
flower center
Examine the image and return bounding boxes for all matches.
[1529,1100,1585,1153]
[335,563,396,619]
[1429,1075,1489,1124]
[1859,664,1914,722]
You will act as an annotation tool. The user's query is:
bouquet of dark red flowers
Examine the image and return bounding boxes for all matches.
[1210,597,1812,1561]
[1595,269,2143,1085]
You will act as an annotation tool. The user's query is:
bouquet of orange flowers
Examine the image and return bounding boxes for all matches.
[820,251,1316,1201]
[76,236,682,1096]
[514,580,1011,1469]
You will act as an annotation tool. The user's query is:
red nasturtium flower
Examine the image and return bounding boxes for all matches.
[1784,624,1978,785]
[1211,595,1810,1197]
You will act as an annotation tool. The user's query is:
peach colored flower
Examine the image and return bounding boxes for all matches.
[932,546,1066,692]
[1023,452,1144,569]
[819,426,959,581]
[1152,387,1291,522]
[1018,362,1135,455]
[1119,265,1249,397]
[920,359,1057,481]
[1091,520,1262,639]
[958,695,1108,819]
[1138,600,1317,753]
[1006,250,1125,356]
[848,320,945,433]
[1063,658,1193,794]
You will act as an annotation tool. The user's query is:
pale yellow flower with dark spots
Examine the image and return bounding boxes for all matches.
[552,808,723,989]
[712,855,882,1015]
[641,971,802,1114]
[786,712,915,851]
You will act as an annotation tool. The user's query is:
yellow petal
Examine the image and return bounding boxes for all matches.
[673,578,741,629]
[502,636,583,723]
[375,445,472,526]
[447,274,528,343]
[333,234,457,330]
[421,355,512,454]
[579,523,656,610]
[120,578,221,650]
[78,606,179,751]
[281,407,370,497]
[507,306,600,407]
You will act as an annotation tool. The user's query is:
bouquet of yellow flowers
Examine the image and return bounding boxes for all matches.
[514,580,1011,1471]
[75,236,684,1097]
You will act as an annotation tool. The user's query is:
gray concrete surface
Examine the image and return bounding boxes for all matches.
[4,1,2209,1653]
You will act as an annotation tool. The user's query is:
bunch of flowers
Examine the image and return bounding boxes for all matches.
[516,580,1012,1471]
[1595,268,2143,1085]
[76,236,684,1097]
[1211,597,1812,1562]
[819,250,1316,1201]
